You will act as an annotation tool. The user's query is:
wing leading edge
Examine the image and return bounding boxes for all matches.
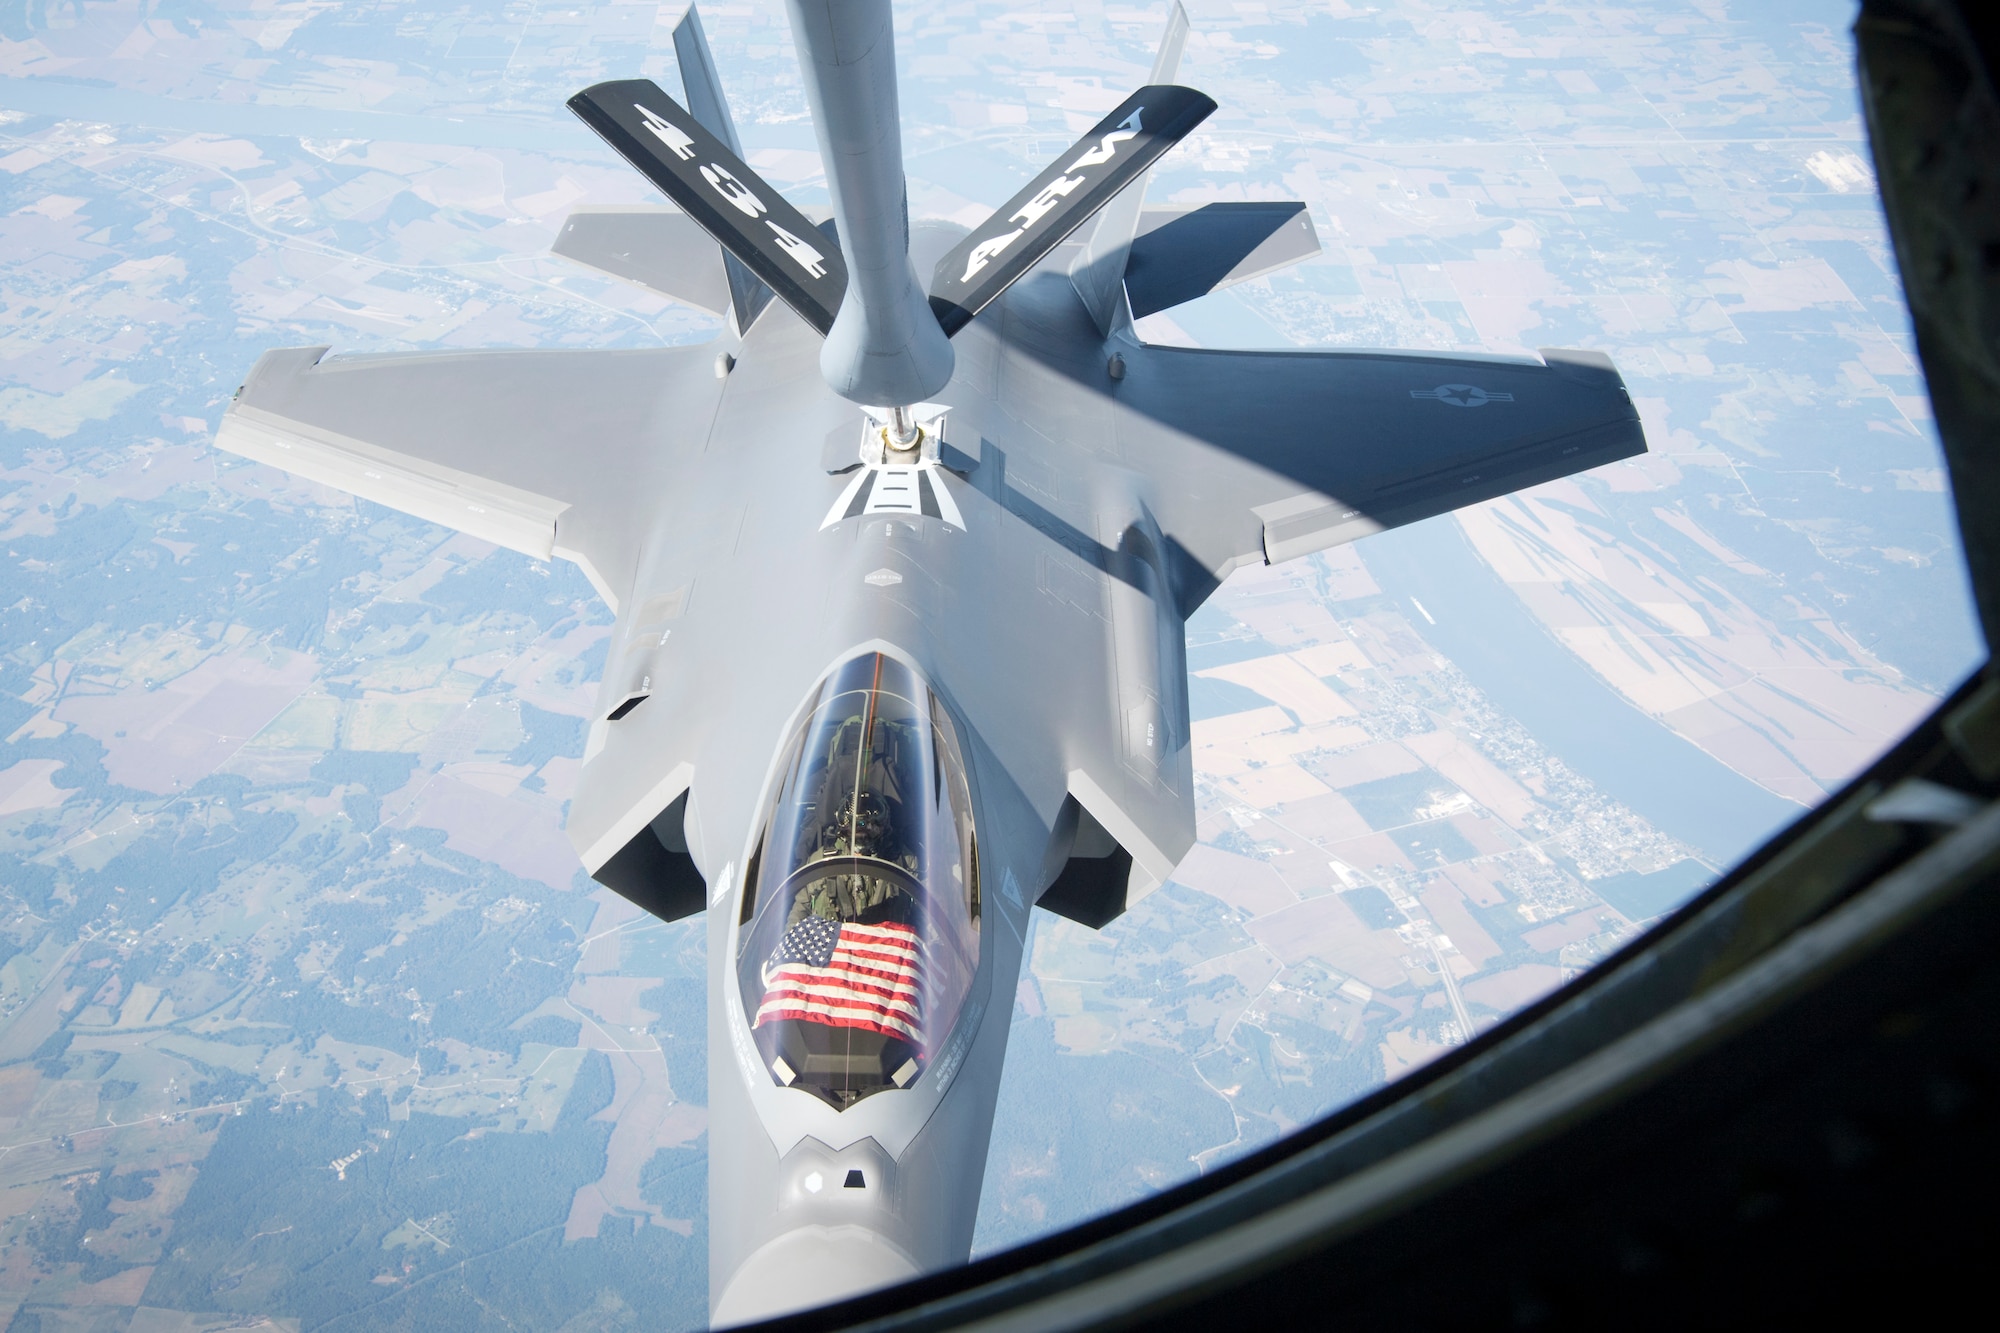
[217,343,724,612]
[1109,344,1647,596]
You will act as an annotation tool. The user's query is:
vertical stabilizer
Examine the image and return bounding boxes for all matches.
[674,5,774,335]
[568,80,849,333]
[786,0,954,407]
[1070,2,1192,338]
[1147,1,1192,85]
[673,6,743,155]
[926,84,1215,335]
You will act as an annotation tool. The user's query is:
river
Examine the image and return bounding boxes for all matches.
[1357,515,1806,868]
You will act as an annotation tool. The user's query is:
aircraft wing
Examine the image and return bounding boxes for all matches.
[1112,344,1646,597]
[216,343,723,611]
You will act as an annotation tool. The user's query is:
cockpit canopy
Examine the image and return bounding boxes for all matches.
[736,653,980,1110]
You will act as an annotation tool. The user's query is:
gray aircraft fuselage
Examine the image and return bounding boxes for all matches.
[587,227,1195,1319]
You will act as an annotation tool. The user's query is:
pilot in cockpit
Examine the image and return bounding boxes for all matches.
[783,718,923,929]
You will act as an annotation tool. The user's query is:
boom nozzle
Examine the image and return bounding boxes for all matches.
[884,405,921,453]
[786,0,953,407]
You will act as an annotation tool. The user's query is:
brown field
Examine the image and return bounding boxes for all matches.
[56,644,317,794]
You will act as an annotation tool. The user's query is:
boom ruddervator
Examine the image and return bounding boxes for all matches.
[737,654,981,1109]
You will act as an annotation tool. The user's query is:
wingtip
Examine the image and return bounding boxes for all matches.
[929,294,973,340]
[1537,347,1623,383]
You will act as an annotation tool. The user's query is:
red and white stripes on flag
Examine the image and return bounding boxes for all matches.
[755,917,923,1045]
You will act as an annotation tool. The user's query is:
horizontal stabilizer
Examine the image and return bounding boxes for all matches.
[1125,201,1321,319]
[927,84,1216,336]
[569,79,848,334]
[552,206,730,316]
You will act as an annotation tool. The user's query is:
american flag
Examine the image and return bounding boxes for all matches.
[755,916,922,1045]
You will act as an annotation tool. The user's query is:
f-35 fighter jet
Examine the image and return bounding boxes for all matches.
[215,1,1645,1320]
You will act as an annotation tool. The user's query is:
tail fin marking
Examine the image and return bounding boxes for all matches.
[926,82,1215,337]
[569,78,849,335]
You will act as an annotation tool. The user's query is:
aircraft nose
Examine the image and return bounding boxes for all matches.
[781,1134,897,1210]
[711,1220,919,1324]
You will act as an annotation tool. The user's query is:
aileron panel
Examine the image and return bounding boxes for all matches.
[218,403,566,560]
